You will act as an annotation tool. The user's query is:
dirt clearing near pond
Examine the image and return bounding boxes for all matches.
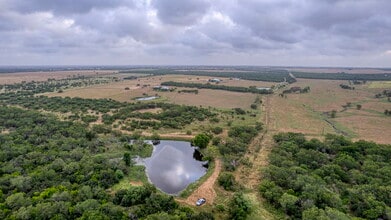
[177,159,221,206]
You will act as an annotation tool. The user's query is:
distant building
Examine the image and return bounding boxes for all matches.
[153,85,171,91]
[257,87,271,91]
[208,78,222,83]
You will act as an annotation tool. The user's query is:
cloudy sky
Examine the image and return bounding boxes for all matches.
[1,0,390,67]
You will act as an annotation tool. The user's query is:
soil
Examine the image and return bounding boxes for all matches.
[177,159,222,206]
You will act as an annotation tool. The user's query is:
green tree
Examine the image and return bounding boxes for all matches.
[123,152,131,166]
[330,110,337,118]
[5,193,31,210]
[302,207,328,220]
[192,133,211,149]
[218,172,236,191]
[279,193,299,215]
[229,193,252,220]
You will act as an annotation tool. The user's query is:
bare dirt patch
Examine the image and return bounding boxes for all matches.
[177,159,221,206]
[136,108,162,114]
[129,181,143,186]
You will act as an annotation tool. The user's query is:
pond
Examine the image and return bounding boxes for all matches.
[142,140,208,195]
[136,96,158,101]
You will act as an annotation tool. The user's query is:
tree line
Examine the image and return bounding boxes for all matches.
[121,68,296,83]
[259,132,391,219]
[161,81,273,94]
[292,72,391,81]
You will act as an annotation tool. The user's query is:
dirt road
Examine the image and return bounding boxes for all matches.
[177,159,222,206]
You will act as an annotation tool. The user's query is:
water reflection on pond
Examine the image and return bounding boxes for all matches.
[143,140,207,195]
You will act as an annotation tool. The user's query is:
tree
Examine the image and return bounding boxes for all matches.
[279,193,299,215]
[229,193,252,220]
[192,133,211,149]
[330,110,337,118]
[356,104,362,110]
[302,207,328,220]
[5,193,31,210]
[218,172,236,191]
[123,152,131,166]
[211,126,223,134]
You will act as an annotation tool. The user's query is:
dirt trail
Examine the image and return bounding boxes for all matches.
[236,95,275,189]
[177,159,222,206]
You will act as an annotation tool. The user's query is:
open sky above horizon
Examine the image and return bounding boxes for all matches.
[1,0,391,67]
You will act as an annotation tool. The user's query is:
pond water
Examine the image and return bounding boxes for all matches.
[136,96,158,101]
[143,140,207,195]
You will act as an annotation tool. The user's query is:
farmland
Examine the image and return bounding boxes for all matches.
[0,67,390,219]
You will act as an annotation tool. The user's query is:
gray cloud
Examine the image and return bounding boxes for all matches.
[7,0,134,15]
[152,0,210,25]
[0,0,391,66]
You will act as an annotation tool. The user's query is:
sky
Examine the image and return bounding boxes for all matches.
[1,0,391,67]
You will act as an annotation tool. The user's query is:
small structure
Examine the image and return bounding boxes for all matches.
[153,86,171,91]
[257,87,271,91]
[208,78,222,83]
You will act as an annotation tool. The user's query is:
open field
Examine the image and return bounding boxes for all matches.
[286,67,391,74]
[267,79,391,143]
[368,81,391,88]
[44,74,391,143]
[0,70,117,84]
[46,74,263,109]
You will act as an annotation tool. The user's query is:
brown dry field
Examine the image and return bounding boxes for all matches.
[44,74,391,143]
[286,67,391,74]
[0,70,117,84]
[269,79,391,143]
[149,74,275,87]
[47,75,261,109]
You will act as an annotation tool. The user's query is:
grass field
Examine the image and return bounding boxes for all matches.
[268,79,391,143]
[47,75,263,109]
[286,67,391,74]
[368,81,391,88]
[0,70,117,84]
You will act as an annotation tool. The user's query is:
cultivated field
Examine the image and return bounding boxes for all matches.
[0,70,117,84]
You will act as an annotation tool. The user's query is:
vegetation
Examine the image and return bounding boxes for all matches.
[1,75,116,94]
[292,72,391,81]
[229,193,253,220]
[192,133,211,149]
[161,81,273,94]
[121,68,296,83]
[340,84,355,90]
[260,133,391,219]
[219,125,260,171]
[218,172,236,191]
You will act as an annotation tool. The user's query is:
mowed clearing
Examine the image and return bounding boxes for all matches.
[268,79,391,143]
[47,75,263,109]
